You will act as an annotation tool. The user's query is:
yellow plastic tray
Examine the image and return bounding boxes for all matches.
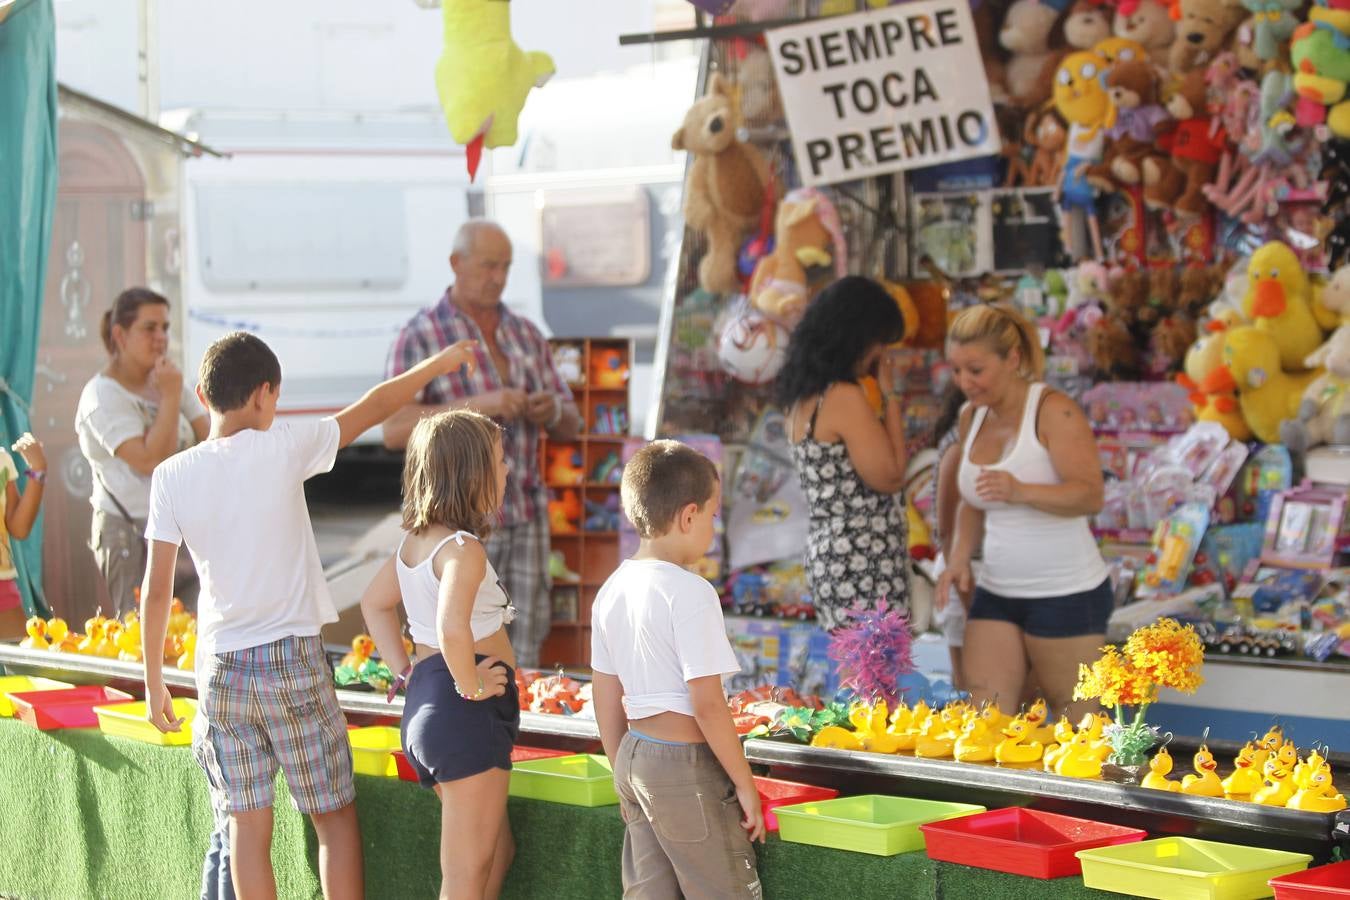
[1076,837,1312,900]
[0,676,72,717]
[92,699,197,747]
[348,726,401,778]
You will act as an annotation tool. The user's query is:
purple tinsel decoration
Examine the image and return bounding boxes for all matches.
[827,598,914,705]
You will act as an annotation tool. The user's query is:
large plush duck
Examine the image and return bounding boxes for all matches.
[1242,242,1326,370]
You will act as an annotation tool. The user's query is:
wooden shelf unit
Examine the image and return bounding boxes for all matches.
[539,338,632,668]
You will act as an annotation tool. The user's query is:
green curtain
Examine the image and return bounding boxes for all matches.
[0,0,57,618]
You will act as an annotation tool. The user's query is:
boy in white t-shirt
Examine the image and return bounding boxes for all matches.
[140,330,475,900]
[591,440,765,900]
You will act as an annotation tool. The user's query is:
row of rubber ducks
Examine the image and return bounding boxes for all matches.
[807,697,1125,779]
[17,602,198,670]
[1142,726,1346,812]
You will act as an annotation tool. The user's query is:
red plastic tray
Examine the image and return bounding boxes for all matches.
[754,776,840,832]
[511,745,571,764]
[391,750,419,783]
[920,807,1148,879]
[7,686,134,731]
[1272,861,1350,898]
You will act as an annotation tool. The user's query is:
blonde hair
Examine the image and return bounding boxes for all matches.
[401,410,502,537]
[621,440,719,539]
[947,303,1045,380]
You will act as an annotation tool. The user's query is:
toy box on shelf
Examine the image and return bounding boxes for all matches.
[540,338,633,668]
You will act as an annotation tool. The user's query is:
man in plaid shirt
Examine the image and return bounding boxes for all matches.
[384,220,580,667]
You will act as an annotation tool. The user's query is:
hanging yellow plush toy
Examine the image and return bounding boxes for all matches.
[434,0,555,180]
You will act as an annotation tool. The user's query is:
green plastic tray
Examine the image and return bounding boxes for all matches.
[774,794,986,856]
[508,753,617,807]
[1076,837,1312,900]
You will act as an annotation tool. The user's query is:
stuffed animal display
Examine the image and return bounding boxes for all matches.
[674,74,773,296]
[748,187,847,324]
[434,0,555,181]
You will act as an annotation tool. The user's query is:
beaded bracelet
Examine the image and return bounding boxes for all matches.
[456,675,486,701]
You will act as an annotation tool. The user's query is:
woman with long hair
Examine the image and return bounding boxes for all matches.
[776,276,909,630]
[937,303,1109,719]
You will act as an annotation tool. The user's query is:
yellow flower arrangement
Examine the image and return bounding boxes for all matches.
[1073,618,1206,768]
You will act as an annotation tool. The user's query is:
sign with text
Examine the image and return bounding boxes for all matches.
[766,2,1000,187]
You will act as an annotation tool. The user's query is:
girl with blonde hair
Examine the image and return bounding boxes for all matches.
[936,303,1110,721]
[360,409,519,900]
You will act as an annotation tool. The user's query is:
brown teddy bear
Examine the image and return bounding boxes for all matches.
[1085,59,1168,190]
[1106,266,1150,326]
[673,73,772,295]
[1177,264,1225,317]
[1088,313,1142,378]
[1168,0,1246,73]
[1112,0,1175,68]
[1143,70,1227,215]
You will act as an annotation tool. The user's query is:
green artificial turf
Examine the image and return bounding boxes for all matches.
[0,718,1118,898]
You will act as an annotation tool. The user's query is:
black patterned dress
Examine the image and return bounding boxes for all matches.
[789,393,909,631]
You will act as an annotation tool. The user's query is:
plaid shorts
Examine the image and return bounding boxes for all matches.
[485,515,550,668]
[192,635,355,815]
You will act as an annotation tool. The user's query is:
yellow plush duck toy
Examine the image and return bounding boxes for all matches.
[1222,742,1268,798]
[1142,745,1183,792]
[1205,326,1321,443]
[434,0,555,181]
[1242,242,1326,370]
[1178,313,1253,441]
[996,715,1045,764]
[1180,743,1224,797]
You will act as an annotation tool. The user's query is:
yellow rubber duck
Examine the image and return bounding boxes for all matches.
[1288,760,1348,813]
[1023,698,1057,746]
[1292,747,1328,791]
[116,618,143,663]
[341,634,376,670]
[955,716,998,763]
[1055,731,1105,779]
[996,716,1045,764]
[45,617,76,653]
[888,700,913,733]
[18,616,50,650]
[1043,717,1078,772]
[1142,746,1183,792]
[857,700,907,754]
[176,631,197,672]
[1205,326,1321,444]
[77,620,106,655]
[914,706,962,759]
[1222,742,1267,797]
[1181,744,1224,797]
[95,622,122,659]
[1253,742,1299,806]
[1243,242,1326,370]
[811,725,865,751]
[1259,725,1286,753]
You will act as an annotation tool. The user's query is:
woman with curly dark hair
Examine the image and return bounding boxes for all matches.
[776,275,909,630]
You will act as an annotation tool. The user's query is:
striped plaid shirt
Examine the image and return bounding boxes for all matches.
[386,288,571,527]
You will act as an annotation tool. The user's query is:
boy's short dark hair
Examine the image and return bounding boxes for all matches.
[620,440,719,539]
[198,331,282,412]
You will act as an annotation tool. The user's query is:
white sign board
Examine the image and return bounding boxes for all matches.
[766,2,1000,187]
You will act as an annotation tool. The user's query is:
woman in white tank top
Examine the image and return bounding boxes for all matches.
[936,304,1111,721]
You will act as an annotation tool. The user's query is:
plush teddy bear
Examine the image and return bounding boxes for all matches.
[1085,59,1169,190]
[1169,0,1247,73]
[1178,264,1226,317]
[1059,0,1114,49]
[748,187,847,323]
[1280,325,1350,451]
[1143,70,1227,215]
[1140,265,1179,326]
[1088,313,1142,378]
[1113,0,1176,67]
[673,74,773,295]
[1000,0,1068,105]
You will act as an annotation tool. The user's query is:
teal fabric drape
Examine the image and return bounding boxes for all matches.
[0,0,57,618]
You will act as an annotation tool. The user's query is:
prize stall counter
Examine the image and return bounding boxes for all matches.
[3,644,1349,900]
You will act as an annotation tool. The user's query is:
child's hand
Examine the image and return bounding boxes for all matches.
[146,683,184,733]
[472,655,510,699]
[12,433,45,473]
[435,339,478,377]
[735,780,766,844]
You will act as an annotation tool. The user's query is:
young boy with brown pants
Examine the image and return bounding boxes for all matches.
[591,440,765,899]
